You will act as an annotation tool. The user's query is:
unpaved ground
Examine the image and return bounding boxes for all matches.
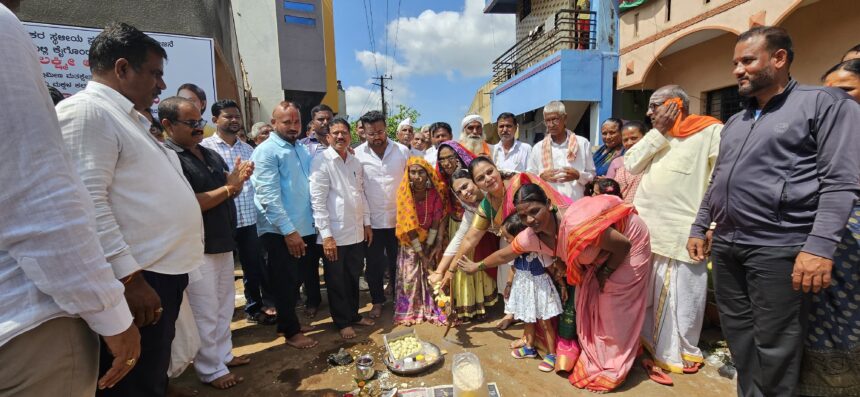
[171,278,737,396]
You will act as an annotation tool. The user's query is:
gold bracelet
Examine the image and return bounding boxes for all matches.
[224,185,233,197]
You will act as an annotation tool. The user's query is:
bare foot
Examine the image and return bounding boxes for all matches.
[208,373,243,390]
[496,315,515,330]
[263,306,277,316]
[285,333,318,349]
[166,384,199,397]
[226,355,251,367]
[300,324,315,333]
[509,336,527,349]
[369,304,383,319]
[400,319,414,326]
[304,306,318,318]
[340,326,357,339]
[354,317,375,327]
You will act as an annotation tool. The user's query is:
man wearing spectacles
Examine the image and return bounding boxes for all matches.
[202,100,277,327]
[162,97,253,389]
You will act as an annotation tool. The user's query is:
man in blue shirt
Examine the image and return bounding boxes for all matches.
[250,101,318,349]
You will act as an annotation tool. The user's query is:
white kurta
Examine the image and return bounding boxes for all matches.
[527,131,596,201]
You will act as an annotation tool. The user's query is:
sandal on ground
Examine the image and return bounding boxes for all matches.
[247,312,276,325]
[642,358,673,386]
[511,346,538,359]
[538,354,557,372]
[682,362,703,374]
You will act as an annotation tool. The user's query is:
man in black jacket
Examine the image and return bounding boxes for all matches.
[687,26,860,396]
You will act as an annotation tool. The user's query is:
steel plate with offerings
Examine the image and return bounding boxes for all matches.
[382,329,443,375]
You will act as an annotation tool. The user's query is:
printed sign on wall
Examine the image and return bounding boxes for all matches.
[24,22,217,118]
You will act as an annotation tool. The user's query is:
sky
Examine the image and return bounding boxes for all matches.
[332,0,515,129]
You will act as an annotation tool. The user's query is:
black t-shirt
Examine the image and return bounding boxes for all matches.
[165,140,237,254]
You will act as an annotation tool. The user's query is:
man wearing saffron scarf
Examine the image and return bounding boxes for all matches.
[459,114,492,157]
[527,100,596,201]
[626,85,722,378]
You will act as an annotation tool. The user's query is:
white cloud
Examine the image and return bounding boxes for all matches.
[345,0,515,120]
[390,0,516,78]
[344,85,380,121]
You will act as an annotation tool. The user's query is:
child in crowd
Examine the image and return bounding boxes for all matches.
[462,213,563,371]
[592,178,622,199]
[393,158,449,326]
[606,121,647,204]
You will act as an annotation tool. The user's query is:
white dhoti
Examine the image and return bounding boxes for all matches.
[187,252,237,383]
[640,254,707,373]
[168,291,200,378]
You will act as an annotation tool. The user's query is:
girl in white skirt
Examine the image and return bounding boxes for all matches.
[460,213,563,372]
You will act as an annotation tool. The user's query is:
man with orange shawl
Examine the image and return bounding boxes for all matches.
[624,85,722,379]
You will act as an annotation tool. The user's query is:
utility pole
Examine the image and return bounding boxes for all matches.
[372,74,392,118]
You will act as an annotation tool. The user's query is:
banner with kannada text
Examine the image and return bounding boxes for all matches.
[23,22,217,119]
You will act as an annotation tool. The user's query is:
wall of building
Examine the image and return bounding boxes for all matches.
[19,0,246,116]
[319,0,340,114]
[232,0,282,123]
[622,0,859,115]
[516,0,572,43]
[779,0,858,85]
[647,32,737,114]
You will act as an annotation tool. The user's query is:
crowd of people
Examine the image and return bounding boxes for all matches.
[2,0,860,395]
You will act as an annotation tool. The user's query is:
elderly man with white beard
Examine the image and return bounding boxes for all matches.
[459,114,491,157]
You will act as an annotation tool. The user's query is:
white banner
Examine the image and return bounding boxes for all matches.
[23,22,217,119]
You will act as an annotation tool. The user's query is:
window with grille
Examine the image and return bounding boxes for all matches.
[706,85,743,122]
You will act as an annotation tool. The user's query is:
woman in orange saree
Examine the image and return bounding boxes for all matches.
[459,184,652,392]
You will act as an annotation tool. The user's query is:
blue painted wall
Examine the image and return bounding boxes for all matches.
[489,0,620,144]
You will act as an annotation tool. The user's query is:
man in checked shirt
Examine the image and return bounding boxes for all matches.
[202,99,277,325]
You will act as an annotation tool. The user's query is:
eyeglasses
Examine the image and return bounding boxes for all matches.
[172,119,207,129]
[544,117,562,126]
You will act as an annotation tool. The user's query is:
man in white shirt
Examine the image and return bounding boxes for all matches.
[628,85,722,375]
[0,4,139,395]
[310,118,376,339]
[354,110,410,318]
[491,112,531,172]
[423,121,454,167]
[56,22,204,397]
[527,101,596,201]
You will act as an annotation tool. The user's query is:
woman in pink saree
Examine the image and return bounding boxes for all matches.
[459,183,652,392]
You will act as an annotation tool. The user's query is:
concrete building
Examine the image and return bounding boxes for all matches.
[482,0,619,146]
[616,0,859,122]
[19,0,247,119]
[233,0,341,126]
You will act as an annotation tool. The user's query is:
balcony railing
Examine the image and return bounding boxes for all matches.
[492,9,597,84]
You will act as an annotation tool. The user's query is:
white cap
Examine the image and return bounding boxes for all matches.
[398,117,413,129]
[460,114,484,131]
